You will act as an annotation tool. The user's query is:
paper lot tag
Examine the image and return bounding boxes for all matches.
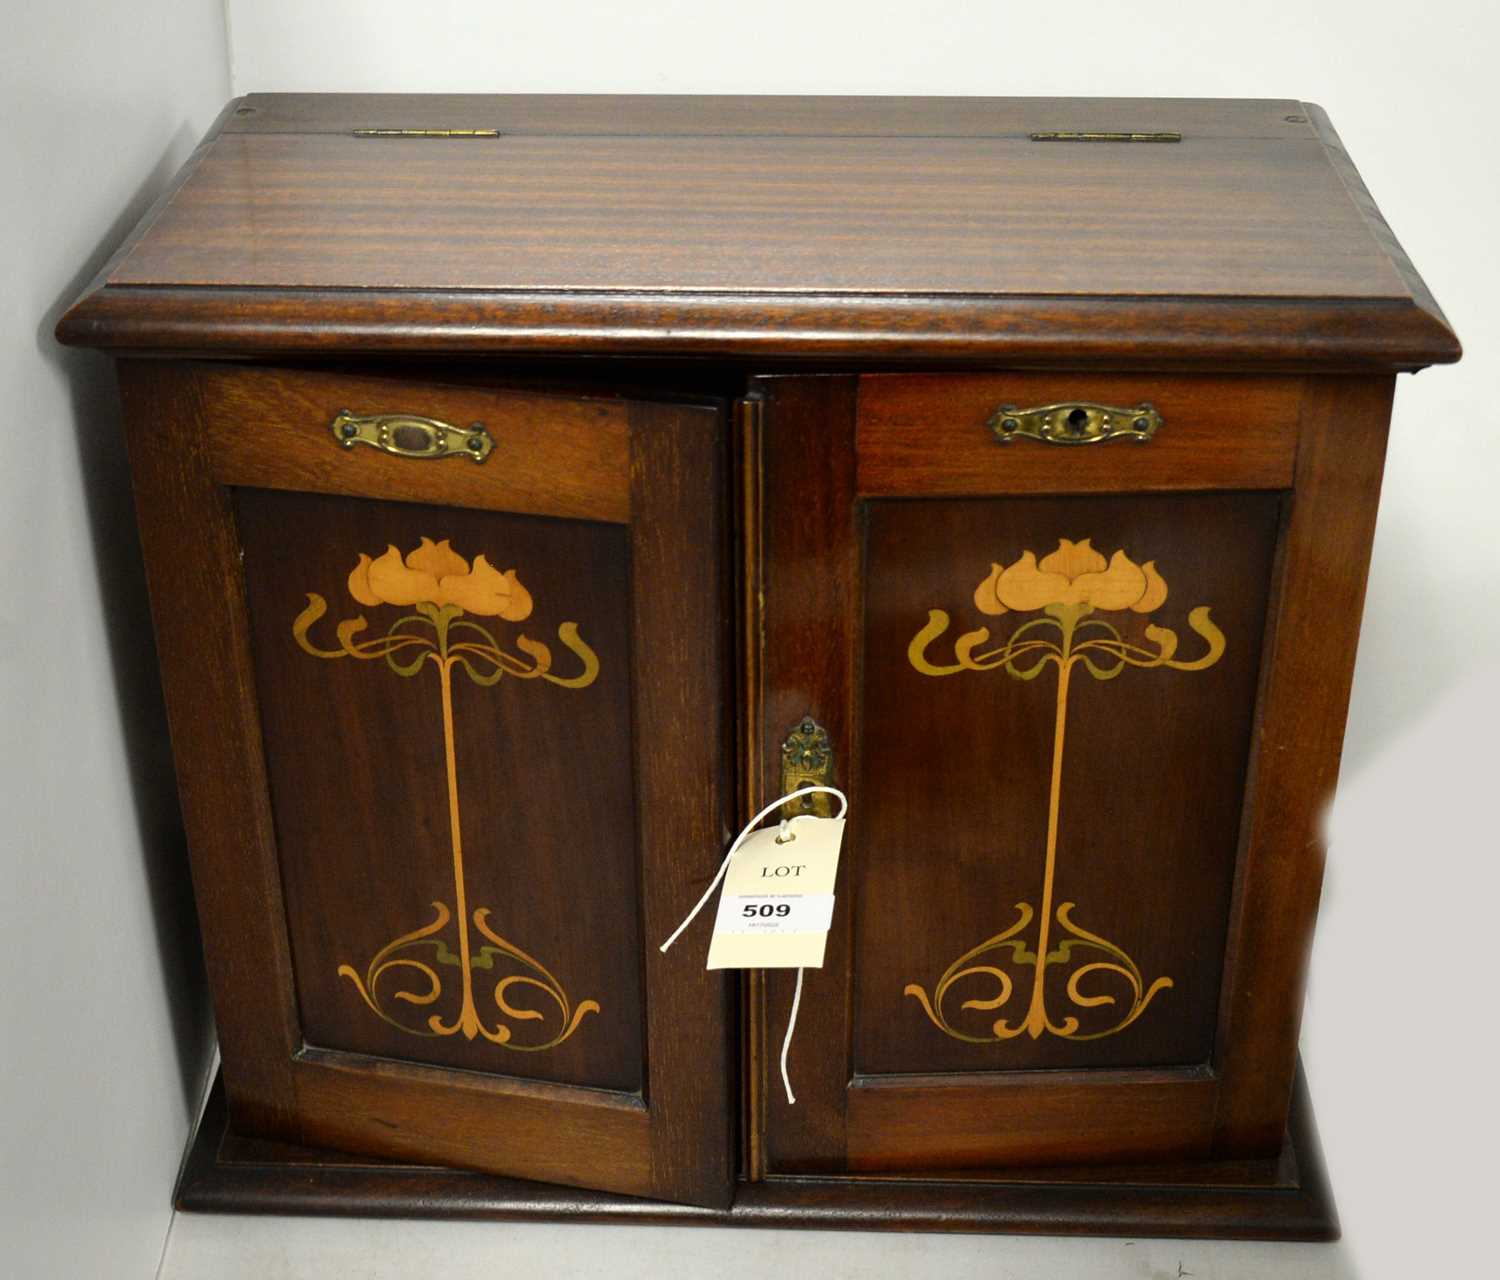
[707,817,845,970]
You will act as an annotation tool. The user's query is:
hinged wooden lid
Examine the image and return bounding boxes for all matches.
[57,95,1459,369]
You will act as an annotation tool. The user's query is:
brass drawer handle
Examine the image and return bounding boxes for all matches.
[988,402,1162,446]
[330,410,494,462]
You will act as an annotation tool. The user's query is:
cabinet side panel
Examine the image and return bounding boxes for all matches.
[1212,375,1396,1153]
[116,361,303,1134]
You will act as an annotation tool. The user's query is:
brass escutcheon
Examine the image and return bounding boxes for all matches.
[988,402,1162,447]
[780,716,834,818]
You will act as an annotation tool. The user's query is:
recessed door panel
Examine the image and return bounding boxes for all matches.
[855,493,1280,1077]
[237,490,642,1091]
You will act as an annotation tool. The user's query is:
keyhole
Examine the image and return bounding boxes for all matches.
[1066,408,1090,434]
[391,425,430,452]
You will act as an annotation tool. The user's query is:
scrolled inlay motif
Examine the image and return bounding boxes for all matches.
[295,536,601,1051]
[904,538,1224,1043]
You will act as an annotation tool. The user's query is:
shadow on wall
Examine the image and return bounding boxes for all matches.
[38,123,216,1124]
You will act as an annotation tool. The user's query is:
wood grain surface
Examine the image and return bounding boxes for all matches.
[105,133,1400,299]
[117,360,304,1137]
[118,358,735,1206]
[203,364,631,523]
[56,95,1459,368]
[177,1064,1339,1240]
[1210,375,1397,1154]
[754,375,861,1177]
[854,492,1280,1077]
[857,373,1301,495]
[236,490,643,1089]
[846,1069,1218,1170]
[59,287,1459,368]
[749,370,1396,1178]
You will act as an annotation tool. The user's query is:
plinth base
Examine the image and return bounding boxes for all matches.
[177,1061,1336,1241]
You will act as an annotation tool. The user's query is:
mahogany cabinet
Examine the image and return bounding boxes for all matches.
[59,94,1459,1239]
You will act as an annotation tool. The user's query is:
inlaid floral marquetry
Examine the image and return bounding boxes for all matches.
[905,538,1225,1043]
[293,537,602,1051]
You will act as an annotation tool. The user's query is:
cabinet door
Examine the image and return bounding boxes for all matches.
[119,362,733,1207]
[749,371,1393,1174]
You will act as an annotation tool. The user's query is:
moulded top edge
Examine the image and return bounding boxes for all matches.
[55,285,1462,371]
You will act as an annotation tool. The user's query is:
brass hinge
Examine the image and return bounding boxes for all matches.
[352,128,503,138]
[1029,131,1181,143]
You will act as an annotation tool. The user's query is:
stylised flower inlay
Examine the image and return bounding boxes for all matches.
[974,538,1169,616]
[295,536,596,690]
[905,537,1226,1045]
[347,537,533,619]
[293,535,600,1051]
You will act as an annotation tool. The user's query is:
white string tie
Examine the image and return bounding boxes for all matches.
[660,785,848,1105]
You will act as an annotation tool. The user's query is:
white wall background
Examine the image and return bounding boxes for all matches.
[1,2,227,1276]
[5,2,1494,1276]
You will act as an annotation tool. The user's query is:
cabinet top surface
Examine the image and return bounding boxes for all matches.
[59,95,1458,368]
